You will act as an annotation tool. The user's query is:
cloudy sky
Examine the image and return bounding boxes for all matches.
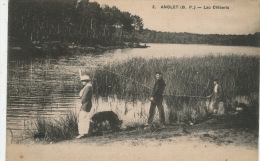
[90,0,260,35]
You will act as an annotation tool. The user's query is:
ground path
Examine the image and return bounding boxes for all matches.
[7,114,258,161]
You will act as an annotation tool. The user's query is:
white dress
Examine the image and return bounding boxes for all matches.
[78,83,92,135]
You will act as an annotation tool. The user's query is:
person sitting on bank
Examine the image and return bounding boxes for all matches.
[147,71,166,130]
[76,75,93,139]
[207,79,222,114]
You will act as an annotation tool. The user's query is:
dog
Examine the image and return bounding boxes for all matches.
[90,111,123,134]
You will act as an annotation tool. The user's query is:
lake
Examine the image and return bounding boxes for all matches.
[7,43,260,137]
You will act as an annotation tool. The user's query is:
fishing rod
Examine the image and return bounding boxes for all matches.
[100,68,153,90]
[164,94,208,98]
[78,63,209,99]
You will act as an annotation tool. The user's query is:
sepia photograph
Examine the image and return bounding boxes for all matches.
[3,0,260,160]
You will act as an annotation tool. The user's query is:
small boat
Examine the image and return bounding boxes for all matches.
[133,44,150,48]
[130,42,149,48]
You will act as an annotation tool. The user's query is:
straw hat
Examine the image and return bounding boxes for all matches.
[80,75,91,81]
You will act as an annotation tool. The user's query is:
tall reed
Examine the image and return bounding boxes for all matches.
[91,55,259,122]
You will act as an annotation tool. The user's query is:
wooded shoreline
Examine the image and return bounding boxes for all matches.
[9,0,260,53]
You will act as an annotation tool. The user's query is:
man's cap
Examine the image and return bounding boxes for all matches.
[155,71,162,75]
[80,75,91,81]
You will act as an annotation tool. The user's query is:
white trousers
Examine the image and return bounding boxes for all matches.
[78,110,91,135]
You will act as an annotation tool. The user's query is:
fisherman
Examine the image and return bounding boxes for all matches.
[76,75,93,139]
[147,71,166,131]
[207,79,222,114]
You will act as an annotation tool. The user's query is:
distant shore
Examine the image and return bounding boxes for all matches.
[8,41,129,58]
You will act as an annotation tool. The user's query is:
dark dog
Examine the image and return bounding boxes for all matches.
[90,111,123,134]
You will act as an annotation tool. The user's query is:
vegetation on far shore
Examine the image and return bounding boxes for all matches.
[9,0,144,48]
[9,0,260,57]
[138,29,260,47]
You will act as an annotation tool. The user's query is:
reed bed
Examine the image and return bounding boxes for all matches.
[92,55,259,122]
[94,55,259,98]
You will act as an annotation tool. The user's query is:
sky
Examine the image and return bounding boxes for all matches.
[90,0,260,35]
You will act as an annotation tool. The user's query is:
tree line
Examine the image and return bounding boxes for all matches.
[136,29,260,47]
[9,0,143,47]
[9,0,259,48]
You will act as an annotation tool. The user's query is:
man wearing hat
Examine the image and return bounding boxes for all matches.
[147,71,166,131]
[207,79,222,114]
[76,75,93,139]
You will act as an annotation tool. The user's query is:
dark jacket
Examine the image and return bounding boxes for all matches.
[81,84,93,112]
[151,78,166,101]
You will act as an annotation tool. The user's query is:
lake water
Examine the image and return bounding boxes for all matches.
[102,43,259,60]
[7,43,260,137]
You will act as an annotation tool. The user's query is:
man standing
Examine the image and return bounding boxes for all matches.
[207,79,222,114]
[76,75,93,139]
[147,72,166,130]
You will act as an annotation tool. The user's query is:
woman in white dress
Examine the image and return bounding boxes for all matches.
[76,75,93,139]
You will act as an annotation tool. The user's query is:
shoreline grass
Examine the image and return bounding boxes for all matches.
[27,111,78,142]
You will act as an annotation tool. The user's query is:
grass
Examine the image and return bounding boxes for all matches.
[29,110,78,142]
